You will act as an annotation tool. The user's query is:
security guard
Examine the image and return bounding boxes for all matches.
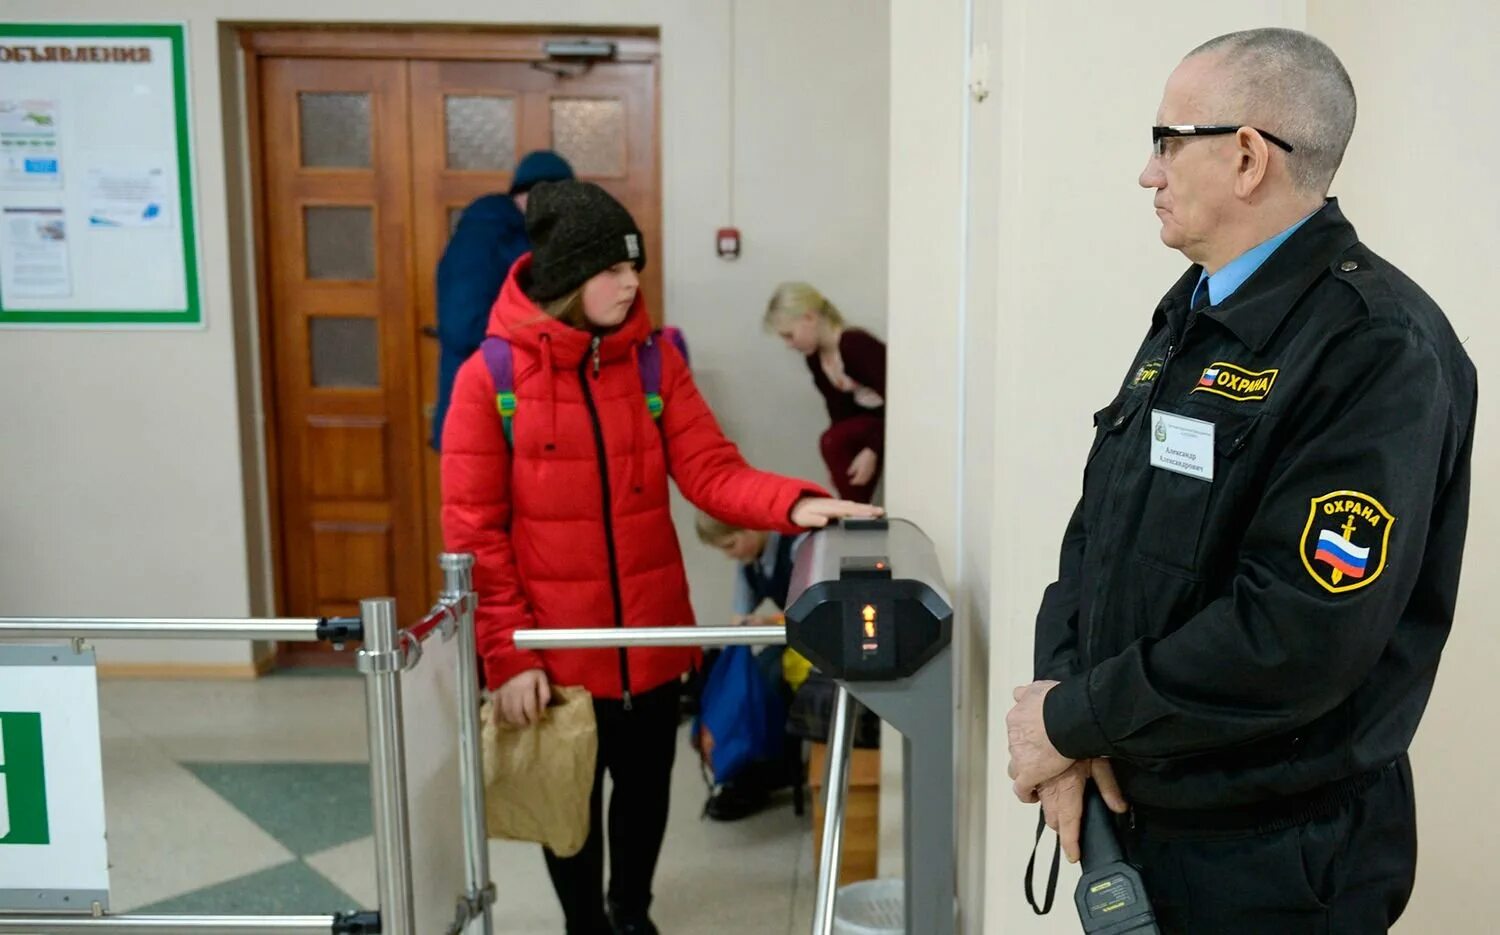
[1005,28,1477,933]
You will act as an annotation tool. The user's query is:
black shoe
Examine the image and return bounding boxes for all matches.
[704,780,771,822]
[607,903,659,935]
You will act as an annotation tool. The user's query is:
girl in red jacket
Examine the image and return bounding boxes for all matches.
[765,282,887,504]
[442,181,878,935]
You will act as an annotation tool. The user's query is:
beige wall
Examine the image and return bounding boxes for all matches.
[885,0,973,909]
[0,0,890,664]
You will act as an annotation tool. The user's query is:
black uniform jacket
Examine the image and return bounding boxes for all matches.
[1037,199,1478,810]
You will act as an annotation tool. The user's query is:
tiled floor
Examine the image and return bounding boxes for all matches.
[95,671,816,933]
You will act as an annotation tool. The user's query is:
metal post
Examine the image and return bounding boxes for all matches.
[358,597,415,935]
[441,552,493,935]
[848,649,957,935]
[0,916,343,933]
[812,684,857,935]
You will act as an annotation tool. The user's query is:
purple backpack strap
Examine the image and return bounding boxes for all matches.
[638,337,662,393]
[637,326,690,393]
[661,325,690,367]
[638,327,690,423]
[480,337,517,445]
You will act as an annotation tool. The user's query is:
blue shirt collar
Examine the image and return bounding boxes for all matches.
[1193,211,1317,307]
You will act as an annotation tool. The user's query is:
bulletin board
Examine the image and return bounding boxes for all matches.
[0,23,201,327]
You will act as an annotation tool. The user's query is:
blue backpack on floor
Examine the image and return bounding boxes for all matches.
[695,645,786,785]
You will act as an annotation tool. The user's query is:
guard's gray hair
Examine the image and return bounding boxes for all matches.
[1190,28,1357,195]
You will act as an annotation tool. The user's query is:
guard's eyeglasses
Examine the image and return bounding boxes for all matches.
[1152,124,1295,158]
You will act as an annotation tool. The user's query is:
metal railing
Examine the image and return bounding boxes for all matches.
[516,624,854,935]
[0,618,357,643]
[0,554,492,935]
[440,555,495,935]
[0,917,368,933]
[356,596,416,935]
[513,624,786,651]
[0,575,865,934]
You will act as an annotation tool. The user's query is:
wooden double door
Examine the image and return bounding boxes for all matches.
[248,31,661,664]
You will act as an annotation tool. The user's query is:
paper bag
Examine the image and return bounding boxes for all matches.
[481,684,598,858]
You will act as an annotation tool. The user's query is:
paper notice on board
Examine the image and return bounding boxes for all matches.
[1,207,72,298]
[0,99,62,189]
[86,167,173,229]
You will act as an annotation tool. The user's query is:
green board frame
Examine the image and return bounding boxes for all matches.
[0,23,201,327]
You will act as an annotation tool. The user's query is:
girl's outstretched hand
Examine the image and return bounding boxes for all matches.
[790,498,884,529]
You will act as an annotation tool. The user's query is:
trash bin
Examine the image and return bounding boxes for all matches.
[834,878,904,935]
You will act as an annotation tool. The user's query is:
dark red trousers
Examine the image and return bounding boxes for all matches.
[820,415,884,503]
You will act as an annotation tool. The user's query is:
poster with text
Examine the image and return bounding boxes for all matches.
[85,167,174,229]
[1,207,71,299]
[0,99,62,189]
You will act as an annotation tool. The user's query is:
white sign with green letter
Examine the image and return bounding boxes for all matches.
[0,645,109,912]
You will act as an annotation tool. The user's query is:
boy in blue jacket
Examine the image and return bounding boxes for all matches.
[693,513,810,821]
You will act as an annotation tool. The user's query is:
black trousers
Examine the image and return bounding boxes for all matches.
[544,680,680,935]
[1121,756,1417,934]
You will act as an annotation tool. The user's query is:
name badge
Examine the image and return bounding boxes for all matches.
[1150,410,1215,482]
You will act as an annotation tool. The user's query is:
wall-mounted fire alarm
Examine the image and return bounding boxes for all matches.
[716,227,741,259]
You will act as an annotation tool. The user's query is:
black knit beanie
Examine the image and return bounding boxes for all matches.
[524,181,647,303]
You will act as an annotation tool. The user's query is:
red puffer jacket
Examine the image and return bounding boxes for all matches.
[442,256,826,699]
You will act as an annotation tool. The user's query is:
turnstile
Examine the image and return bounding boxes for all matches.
[517,517,956,935]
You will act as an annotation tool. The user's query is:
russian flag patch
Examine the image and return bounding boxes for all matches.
[1300,490,1396,594]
